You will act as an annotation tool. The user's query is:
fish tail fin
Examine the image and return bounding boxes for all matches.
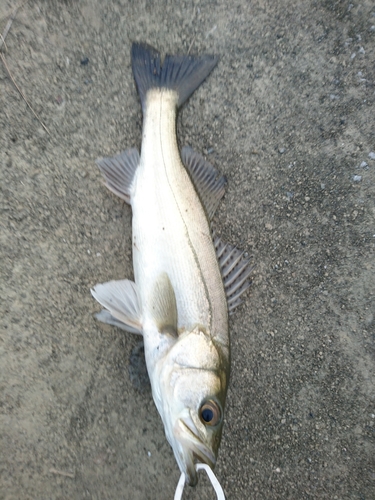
[131,42,218,111]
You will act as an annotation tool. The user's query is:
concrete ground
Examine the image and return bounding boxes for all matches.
[1,0,374,499]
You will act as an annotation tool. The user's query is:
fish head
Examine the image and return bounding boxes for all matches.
[155,326,229,486]
[172,375,225,486]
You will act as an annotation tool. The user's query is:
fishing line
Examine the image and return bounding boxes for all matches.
[174,463,225,500]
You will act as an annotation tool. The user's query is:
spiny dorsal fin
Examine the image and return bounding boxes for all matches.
[181,146,226,220]
[214,234,253,312]
[96,148,140,204]
[149,273,178,337]
[91,279,142,334]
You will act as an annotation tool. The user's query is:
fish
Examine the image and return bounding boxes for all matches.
[91,42,252,487]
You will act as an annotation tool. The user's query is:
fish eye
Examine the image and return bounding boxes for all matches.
[199,400,221,426]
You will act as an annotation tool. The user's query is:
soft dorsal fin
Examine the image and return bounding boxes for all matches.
[181,146,226,220]
[214,235,253,312]
[149,273,178,337]
[91,279,142,334]
[96,148,140,204]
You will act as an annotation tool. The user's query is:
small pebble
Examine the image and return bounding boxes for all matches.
[359,161,368,168]
[368,152,375,160]
[278,148,286,154]
[352,175,362,182]
[357,73,366,82]
[358,47,365,55]
[81,57,89,66]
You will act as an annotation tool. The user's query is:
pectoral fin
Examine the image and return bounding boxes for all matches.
[149,273,178,337]
[91,279,142,334]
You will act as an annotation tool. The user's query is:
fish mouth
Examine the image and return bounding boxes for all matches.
[174,416,216,486]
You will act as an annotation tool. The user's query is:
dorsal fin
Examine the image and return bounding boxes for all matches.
[181,146,226,219]
[214,234,253,312]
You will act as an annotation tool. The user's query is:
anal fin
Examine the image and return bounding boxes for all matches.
[91,279,142,334]
[96,148,139,204]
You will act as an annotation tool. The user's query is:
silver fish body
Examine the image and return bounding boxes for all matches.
[91,43,251,487]
[133,88,229,482]
[133,88,229,352]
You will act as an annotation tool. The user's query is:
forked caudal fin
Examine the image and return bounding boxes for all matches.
[131,42,218,111]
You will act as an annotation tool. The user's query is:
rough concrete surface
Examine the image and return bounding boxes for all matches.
[1,1,374,499]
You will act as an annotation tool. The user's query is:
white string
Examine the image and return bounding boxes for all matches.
[174,472,186,500]
[174,463,226,500]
